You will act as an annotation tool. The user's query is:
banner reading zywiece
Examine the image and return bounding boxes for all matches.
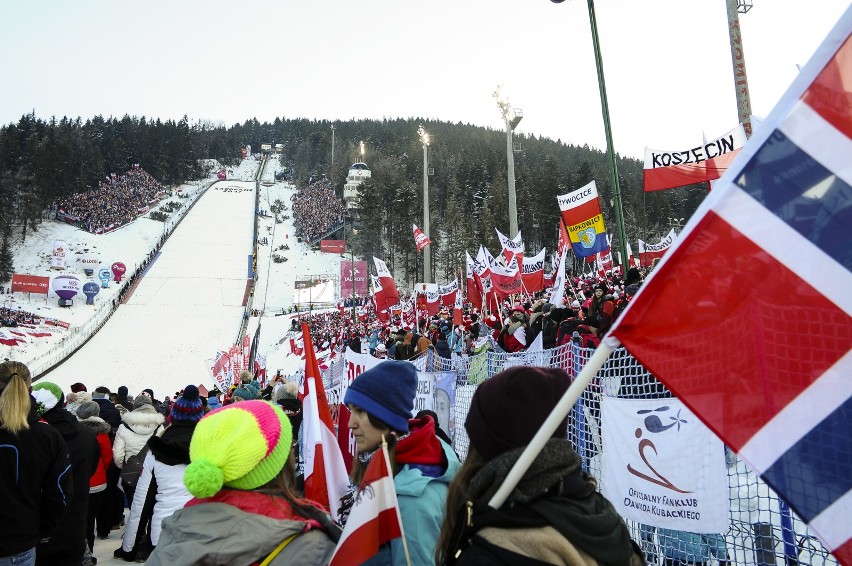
[557,181,609,259]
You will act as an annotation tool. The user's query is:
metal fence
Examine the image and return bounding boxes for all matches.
[323,341,837,566]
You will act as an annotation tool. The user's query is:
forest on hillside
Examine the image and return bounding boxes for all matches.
[0,113,709,282]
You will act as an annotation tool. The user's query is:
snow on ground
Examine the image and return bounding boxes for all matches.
[3,156,351,395]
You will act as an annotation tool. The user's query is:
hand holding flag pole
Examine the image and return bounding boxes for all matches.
[487,337,619,508]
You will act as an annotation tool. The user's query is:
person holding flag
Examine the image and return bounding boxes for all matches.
[340,360,461,565]
[435,366,642,565]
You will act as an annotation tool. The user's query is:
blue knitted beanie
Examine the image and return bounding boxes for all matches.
[344,360,417,432]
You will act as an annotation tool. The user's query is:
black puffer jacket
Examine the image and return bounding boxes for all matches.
[0,398,74,556]
[37,407,99,553]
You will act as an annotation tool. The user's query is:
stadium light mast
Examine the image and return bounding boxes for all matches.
[727,0,754,137]
[550,0,629,271]
[418,125,432,284]
[494,86,523,239]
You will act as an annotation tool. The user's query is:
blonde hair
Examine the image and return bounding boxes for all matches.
[0,361,33,434]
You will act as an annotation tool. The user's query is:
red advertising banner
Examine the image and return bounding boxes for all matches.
[11,274,50,294]
[321,240,346,253]
[340,260,368,297]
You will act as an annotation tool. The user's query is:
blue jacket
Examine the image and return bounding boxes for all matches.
[364,439,460,566]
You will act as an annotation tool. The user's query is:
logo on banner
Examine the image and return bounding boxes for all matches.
[579,228,597,249]
[602,397,728,532]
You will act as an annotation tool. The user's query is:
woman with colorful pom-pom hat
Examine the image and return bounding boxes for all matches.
[147,400,340,566]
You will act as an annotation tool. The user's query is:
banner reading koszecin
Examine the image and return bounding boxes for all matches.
[557,181,609,259]
[643,125,746,192]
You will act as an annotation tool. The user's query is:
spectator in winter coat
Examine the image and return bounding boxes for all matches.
[115,386,134,413]
[434,332,452,359]
[113,396,165,506]
[342,361,460,565]
[0,361,73,566]
[92,386,122,430]
[497,305,529,353]
[416,332,433,356]
[76,400,115,556]
[436,366,643,565]
[148,401,340,565]
[114,386,205,562]
[65,390,92,416]
[32,382,100,566]
[394,332,415,360]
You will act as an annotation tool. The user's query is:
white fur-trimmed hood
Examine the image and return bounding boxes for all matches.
[121,405,165,433]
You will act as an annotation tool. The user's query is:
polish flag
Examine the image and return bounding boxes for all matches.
[521,248,546,293]
[643,125,746,192]
[373,257,399,307]
[548,249,567,307]
[453,290,464,326]
[301,322,350,520]
[412,224,431,252]
[496,228,525,270]
[439,279,458,308]
[637,229,677,267]
[330,438,406,566]
[465,251,482,310]
[612,16,852,565]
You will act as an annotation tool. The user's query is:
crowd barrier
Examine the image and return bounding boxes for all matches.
[322,341,837,566]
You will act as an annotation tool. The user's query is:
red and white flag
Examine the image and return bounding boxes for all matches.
[643,125,746,192]
[465,251,482,310]
[548,249,567,307]
[412,224,431,252]
[611,14,852,565]
[330,438,407,566]
[489,256,523,297]
[637,229,677,266]
[371,275,387,312]
[415,283,440,316]
[301,322,350,520]
[373,257,400,307]
[521,248,546,293]
[439,279,458,308]
[496,228,525,270]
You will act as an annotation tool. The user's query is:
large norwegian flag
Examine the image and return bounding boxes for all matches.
[610,14,852,565]
[412,223,431,252]
[643,125,746,192]
[300,322,350,520]
[329,439,406,566]
[373,257,400,307]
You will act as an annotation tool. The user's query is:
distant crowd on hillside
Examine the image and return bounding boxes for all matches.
[54,166,168,234]
[0,306,40,327]
[291,176,346,244]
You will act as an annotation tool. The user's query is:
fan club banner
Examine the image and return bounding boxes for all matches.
[11,274,50,294]
[439,279,458,307]
[638,229,677,266]
[415,283,440,316]
[602,397,729,532]
[557,181,609,258]
[643,125,747,192]
[340,260,368,297]
[496,228,525,267]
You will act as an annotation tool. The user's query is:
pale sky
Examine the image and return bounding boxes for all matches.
[1,0,848,159]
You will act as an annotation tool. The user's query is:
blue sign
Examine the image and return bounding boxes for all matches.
[82,282,100,305]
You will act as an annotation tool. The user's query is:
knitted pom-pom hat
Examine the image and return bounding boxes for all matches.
[170,385,204,423]
[32,381,64,416]
[343,360,417,433]
[184,400,293,499]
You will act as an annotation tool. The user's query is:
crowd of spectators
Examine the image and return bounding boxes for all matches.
[54,166,167,234]
[291,175,346,244]
[0,306,40,327]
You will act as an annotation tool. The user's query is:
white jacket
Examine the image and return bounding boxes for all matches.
[113,405,165,468]
[122,451,191,548]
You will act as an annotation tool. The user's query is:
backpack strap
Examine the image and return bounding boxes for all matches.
[259,533,299,566]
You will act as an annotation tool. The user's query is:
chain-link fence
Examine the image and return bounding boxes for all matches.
[323,340,837,566]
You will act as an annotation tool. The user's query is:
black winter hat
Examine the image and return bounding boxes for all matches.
[465,366,571,460]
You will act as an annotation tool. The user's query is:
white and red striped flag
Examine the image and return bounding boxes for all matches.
[330,436,408,566]
[301,322,350,520]
[373,257,400,307]
[611,14,852,564]
[439,279,458,308]
[412,224,431,252]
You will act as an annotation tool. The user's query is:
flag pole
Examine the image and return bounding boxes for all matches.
[382,435,412,566]
[487,336,619,509]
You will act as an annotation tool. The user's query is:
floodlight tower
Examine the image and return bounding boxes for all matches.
[418,125,432,284]
[494,86,523,239]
